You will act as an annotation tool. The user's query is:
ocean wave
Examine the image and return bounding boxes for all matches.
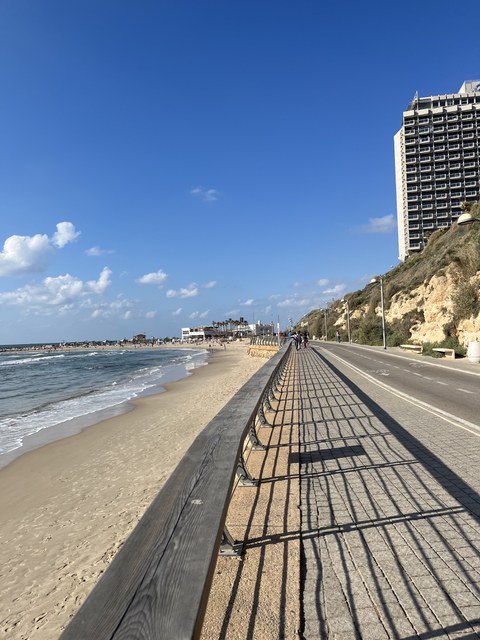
[0,348,209,457]
[0,354,66,366]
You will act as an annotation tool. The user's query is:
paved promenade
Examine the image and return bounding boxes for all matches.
[297,344,480,639]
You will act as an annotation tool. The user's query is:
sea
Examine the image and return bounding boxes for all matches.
[0,346,208,469]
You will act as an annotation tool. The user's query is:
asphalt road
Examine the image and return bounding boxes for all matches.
[313,341,480,431]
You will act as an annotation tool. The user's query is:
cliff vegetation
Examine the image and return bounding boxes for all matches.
[300,207,480,357]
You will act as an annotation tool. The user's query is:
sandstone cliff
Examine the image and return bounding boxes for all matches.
[302,221,480,351]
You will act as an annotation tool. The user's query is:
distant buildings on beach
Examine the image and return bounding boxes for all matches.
[181,319,274,342]
[1,320,277,352]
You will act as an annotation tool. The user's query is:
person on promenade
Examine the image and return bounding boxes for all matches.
[335,330,341,343]
[302,332,309,348]
[292,332,300,350]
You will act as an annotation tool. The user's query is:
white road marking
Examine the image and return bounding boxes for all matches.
[320,348,480,438]
[327,343,480,378]
[457,388,474,395]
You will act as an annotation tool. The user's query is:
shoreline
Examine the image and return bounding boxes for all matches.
[0,345,210,471]
[0,341,265,639]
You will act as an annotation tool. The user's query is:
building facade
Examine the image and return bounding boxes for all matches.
[394,80,480,261]
[181,326,218,341]
[181,320,274,341]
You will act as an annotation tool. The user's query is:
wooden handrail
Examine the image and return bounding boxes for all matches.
[60,342,291,640]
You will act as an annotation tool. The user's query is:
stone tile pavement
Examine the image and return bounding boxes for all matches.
[296,344,480,639]
[202,346,302,639]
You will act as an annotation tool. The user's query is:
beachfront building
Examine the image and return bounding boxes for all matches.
[394,80,480,261]
[181,320,274,342]
[181,326,218,342]
[248,321,274,337]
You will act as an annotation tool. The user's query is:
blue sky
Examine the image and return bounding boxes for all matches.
[1,0,479,343]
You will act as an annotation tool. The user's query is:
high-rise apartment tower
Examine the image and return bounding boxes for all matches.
[394,80,480,261]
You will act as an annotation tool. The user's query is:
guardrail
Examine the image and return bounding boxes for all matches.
[60,341,292,640]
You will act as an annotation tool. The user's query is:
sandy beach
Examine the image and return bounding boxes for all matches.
[0,342,266,640]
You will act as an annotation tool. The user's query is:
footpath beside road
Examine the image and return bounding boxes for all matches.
[299,343,480,639]
[203,342,480,639]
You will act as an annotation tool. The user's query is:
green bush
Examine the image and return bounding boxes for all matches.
[423,337,466,358]
[452,281,480,322]
[386,330,404,347]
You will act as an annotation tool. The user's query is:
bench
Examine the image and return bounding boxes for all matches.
[432,347,456,360]
[400,344,423,354]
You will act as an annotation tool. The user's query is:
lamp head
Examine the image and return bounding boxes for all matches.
[457,212,478,226]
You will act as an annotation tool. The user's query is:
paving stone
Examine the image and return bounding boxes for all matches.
[295,348,480,639]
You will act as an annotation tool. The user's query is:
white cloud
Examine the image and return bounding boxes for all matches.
[87,267,112,294]
[86,246,114,257]
[202,280,217,289]
[136,269,168,285]
[190,186,220,202]
[277,297,311,308]
[188,309,209,320]
[0,233,52,276]
[355,214,396,234]
[91,308,108,318]
[145,311,157,319]
[44,274,85,304]
[0,267,112,308]
[166,283,199,298]
[317,278,329,286]
[323,283,346,296]
[90,298,135,319]
[51,222,81,248]
[172,308,183,316]
[0,222,80,277]
[240,299,254,306]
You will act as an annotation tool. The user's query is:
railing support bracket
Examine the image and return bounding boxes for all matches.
[247,427,266,451]
[236,456,258,486]
[219,527,243,556]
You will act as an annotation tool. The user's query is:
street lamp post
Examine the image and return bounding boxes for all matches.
[321,308,328,341]
[370,277,387,349]
[342,297,351,344]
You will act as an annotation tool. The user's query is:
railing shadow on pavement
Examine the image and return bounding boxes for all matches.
[296,346,480,639]
[201,346,302,640]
